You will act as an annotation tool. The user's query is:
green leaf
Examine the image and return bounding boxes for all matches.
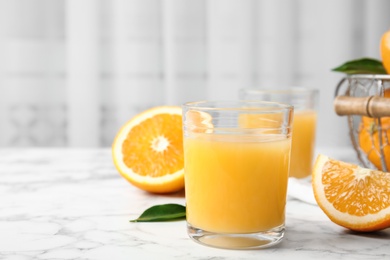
[332,58,387,75]
[130,203,186,222]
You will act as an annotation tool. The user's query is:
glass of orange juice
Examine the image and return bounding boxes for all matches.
[182,100,293,249]
[240,88,319,179]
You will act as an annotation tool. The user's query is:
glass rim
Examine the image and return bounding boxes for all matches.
[240,87,319,95]
[346,74,390,80]
[182,100,294,112]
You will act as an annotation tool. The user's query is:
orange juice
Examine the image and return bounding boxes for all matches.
[290,110,317,178]
[239,110,316,178]
[184,134,291,234]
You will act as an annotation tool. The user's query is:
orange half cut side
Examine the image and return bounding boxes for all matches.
[112,106,184,194]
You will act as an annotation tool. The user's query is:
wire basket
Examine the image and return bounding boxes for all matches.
[334,74,390,172]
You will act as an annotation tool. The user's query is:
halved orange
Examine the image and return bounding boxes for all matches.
[312,154,390,232]
[112,106,184,194]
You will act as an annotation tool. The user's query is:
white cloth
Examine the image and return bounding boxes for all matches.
[288,177,317,205]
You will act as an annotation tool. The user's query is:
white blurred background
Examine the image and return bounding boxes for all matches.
[0,0,389,148]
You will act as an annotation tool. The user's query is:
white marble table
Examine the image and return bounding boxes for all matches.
[0,148,389,260]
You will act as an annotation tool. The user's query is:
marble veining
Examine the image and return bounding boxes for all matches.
[0,149,389,260]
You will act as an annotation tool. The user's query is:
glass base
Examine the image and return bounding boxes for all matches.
[187,223,284,250]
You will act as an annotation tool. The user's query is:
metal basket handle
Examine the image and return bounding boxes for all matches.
[334,95,390,117]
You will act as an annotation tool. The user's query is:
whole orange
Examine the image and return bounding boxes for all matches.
[381,29,390,74]
[358,89,390,171]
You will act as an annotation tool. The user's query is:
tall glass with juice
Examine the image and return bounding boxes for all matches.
[240,88,318,178]
[183,101,293,249]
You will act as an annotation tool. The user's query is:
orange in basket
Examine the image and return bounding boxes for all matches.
[358,89,390,171]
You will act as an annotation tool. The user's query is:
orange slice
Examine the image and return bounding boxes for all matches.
[312,154,390,232]
[112,106,184,194]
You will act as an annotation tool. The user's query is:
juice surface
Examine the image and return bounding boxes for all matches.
[184,134,291,233]
[290,110,317,178]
